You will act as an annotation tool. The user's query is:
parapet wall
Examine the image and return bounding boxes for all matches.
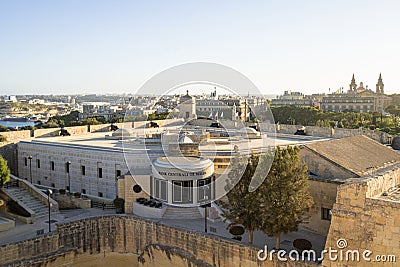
[0,216,317,267]
[274,124,392,143]
[324,164,400,266]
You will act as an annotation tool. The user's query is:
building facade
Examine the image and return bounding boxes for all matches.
[321,74,392,113]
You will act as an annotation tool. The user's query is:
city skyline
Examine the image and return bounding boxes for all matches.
[1,1,400,95]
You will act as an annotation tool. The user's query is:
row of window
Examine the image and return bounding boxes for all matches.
[35,181,104,198]
[24,157,122,179]
[152,177,213,204]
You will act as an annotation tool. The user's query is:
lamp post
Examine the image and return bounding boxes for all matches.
[201,185,211,233]
[28,156,32,183]
[47,189,53,232]
[66,161,71,192]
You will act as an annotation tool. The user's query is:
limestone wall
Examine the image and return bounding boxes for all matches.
[275,124,392,143]
[300,147,355,181]
[0,216,318,267]
[304,180,338,236]
[0,143,18,175]
[0,130,31,143]
[323,165,400,266]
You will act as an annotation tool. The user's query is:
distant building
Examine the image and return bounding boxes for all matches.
[321,74,392,113]
[178,90,196,121]
[3,95,17,103]
[271,91,313,107]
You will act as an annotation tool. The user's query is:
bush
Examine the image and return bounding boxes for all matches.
[293,239,312,251]
[229,225,245,236]
[114,197,125,213]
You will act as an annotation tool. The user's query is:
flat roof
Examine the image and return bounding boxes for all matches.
[19,127,331,154]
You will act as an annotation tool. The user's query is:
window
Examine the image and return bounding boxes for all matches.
[51,183,55,188]
[198,178,211,202]
[321,208,331,221]
[50,161,55,171]
[37,180,41,185]
[81,166,86,176]
[98,192,103,198]
[24,157,27,166]
[37,159,40,169]
[173,180,193,203]
[98,168,103,178]
[154,179,167,201]
[116,169,121,178]
[81,189,86,194]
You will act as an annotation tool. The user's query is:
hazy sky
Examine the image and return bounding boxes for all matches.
[1,0,400,95]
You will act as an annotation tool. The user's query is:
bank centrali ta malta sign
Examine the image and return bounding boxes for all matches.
[158,171,207,177]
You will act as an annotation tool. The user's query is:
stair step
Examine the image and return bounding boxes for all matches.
[3,186,56,219]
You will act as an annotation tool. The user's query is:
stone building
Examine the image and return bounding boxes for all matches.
[178,90,196,121]
[300,135,400,236]
[321,74,392,113]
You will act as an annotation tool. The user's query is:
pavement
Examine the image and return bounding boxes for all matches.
[0,208,327,257]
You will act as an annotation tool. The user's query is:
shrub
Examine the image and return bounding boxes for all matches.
[114,197,125,213]
[293,239,312,251]
[229,225,245,236]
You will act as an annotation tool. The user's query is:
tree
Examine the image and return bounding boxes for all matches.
[223,150,264,244]
[224,146,313,246]
[0,156,10,188]
[259,146,313,249]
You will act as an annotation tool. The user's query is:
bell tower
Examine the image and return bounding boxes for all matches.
[349,74,357,92]
[376,73,384,94]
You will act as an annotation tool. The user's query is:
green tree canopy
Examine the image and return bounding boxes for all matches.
[0,156,10,188]
[259,146,313,249]
[224,146,313,247]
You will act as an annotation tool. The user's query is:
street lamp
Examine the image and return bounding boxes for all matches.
[28,156,32,183]
[47,189,53,232]
[201,185,211,233]
[66,161,71,192]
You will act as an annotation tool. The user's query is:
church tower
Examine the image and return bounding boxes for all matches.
[349,74,357,92]
[376,73,384,94]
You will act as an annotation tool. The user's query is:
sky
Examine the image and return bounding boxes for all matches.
[1,0,400,96]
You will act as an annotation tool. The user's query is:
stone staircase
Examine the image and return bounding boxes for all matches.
[163,205,203,219]
[3,186,54,218]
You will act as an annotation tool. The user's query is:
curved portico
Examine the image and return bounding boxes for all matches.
[151,156,214,206]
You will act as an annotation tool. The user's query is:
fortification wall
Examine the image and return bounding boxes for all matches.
[275,124,392,143]
[0,216,317,267]
[324,165,400,266]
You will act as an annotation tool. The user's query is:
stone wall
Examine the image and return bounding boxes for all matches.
[52,194,91,209]
[304,180,338,236]
[0,216,318,267]
[275,124,392,143]
[0,143,18,175]
[0,130,31,143]
[323,164,400,266]
[300,148,356,181]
